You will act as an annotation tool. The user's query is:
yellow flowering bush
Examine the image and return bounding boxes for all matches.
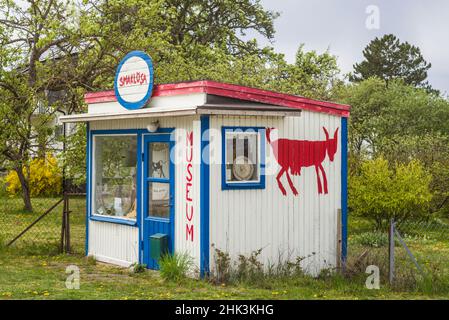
[5,154,62,197]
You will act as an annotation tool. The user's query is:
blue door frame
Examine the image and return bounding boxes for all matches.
[142,134,175,269]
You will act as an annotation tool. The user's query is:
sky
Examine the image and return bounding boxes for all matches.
[250,0,449,94]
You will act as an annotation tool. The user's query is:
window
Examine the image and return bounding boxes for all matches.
[92,135,137,220]
[55,124,64,139]
[147,142,171,219]
[222,127,265,190]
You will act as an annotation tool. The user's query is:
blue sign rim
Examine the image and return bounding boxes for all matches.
[114,51,154,110]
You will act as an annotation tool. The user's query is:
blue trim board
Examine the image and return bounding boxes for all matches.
[90,215,137,226]
[200,115,210,277]
[85,123,90,256]
[341,117,348,263]
[136,132,142,263]
[221,126,266,190]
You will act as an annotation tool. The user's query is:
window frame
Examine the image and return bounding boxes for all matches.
[90,131,139,226]
[221,126,266,190]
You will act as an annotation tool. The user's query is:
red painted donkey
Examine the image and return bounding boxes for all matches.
[266,127,339,196]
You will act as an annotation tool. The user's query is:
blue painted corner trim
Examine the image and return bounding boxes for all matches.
[341,117,348,263]
[85,122,90,256]
[221,126,266,190]
[200,115,210,277]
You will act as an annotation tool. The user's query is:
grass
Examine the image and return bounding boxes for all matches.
[0,196,85,254]
[0,197,448,300]
[159,252,193,282]
[347,215,449,293]
[2,248,448,300]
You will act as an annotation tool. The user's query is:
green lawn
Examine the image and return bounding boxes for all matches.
[0,196,86,254]
[1,249,448,300]
[0,197,448,300]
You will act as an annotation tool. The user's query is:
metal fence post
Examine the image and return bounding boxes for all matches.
[65,193,71,253]
[60,192,72,254]
[60,193,66,253]
[389,218,395,285]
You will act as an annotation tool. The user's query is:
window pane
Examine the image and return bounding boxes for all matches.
[225,132,259,182]
[93,135,137,220]
[148,142,169,179]
[148,182,170,218]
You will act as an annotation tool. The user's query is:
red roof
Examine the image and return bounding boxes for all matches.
[84,80,350,117]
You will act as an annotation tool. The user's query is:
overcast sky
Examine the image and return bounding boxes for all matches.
[251,0,449,94]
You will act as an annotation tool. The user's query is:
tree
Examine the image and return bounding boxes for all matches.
[349,157,432,230]
[0,0,281,210]
[0,0,82,210]
[159,0,278,56]
[350,34,432,88]
[338,78,449,157]
[0,0,133,210]
[338,78,449,216]
[263,44,343,101]
[1,0,346,211]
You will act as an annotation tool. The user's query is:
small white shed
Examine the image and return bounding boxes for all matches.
[61,51,350,276]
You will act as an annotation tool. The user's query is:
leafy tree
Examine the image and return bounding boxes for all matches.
[0,0,74,210]
[261,45,343,101]
[350,34,432,88]
[159,0,278,55]
[338,78,449,215]
[339,78,449,157]
[1,0,345,211]
[60,2,342,184]
[349,157,432,230]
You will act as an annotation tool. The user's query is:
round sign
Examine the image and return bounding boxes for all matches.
[114,51,154,110]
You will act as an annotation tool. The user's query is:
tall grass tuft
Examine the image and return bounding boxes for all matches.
[159,252,193,282]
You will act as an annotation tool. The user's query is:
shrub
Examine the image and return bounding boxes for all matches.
[5,154,62,197]
[211,247,310,286]
[235,249,264,283]
[212,245,232,284]
[159,253,193,282]
[349,157,432,230]
[211,247,266,285]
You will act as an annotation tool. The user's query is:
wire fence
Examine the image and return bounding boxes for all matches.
[0,194,86,255]
[345,216,449,292]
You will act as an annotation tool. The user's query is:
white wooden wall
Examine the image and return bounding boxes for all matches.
[88,112,342,275]
[88,221,139,267]
[89,117,202,270]
[208,113,342,275]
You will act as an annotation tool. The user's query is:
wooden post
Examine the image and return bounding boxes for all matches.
[389,219,395,285]
[336,209,342,271]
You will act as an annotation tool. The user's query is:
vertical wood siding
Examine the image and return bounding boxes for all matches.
[209,113,342,275]
[88,112,342,275]
[88,221,139,267]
